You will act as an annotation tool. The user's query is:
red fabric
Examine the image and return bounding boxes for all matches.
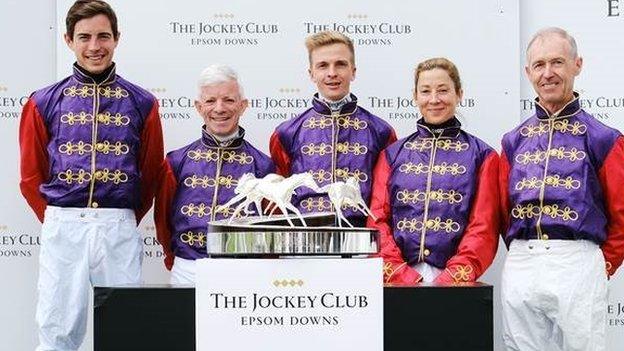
[367,150,422,285]
[19,98,49,223]
[385,128,398,147]
[154,160,177,271]
[499,151,512,236]
[434,152,500,283]
[136,102,165,223]
[598,136,624,277]
[269,131,291,177]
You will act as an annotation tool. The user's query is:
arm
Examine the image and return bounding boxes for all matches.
[19,98,49,223]
[598,136,624,277]
[154,159,177,271]
[499,150,512,241]
[435,152,500,283]
[269,131,291,177]
[367,150,422,285]
[136,101,165,223]
[385,127,398,147]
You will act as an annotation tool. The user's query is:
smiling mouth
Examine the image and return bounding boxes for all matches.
[541,82,559,88]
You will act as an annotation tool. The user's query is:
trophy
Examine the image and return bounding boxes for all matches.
[206,173,379,257]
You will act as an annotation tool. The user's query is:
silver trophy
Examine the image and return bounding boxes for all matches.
[207,173,379,257]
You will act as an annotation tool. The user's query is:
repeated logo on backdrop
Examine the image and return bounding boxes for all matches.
[0,225,39,259]
[303,15,413,46]
[520,93,624,121]
[607,0,621,16]
[368,96,477,120]
[140,224,164,261]
[169,14,280,47]
[0,85,28,121]
[608,301,624,327]
[151,88,194,121]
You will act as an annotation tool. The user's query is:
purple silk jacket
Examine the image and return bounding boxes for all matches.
[501,96,621,246]
[377,120,497,268]
[156,127,274,264]
[270,94,396,225]
[20,64,163,220]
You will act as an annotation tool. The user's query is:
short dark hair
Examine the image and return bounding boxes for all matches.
[66,0,119,40]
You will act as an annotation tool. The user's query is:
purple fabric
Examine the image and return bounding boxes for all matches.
[502,96,621,246]
[32,64,155,210]
[167,127,274,260]
[384,119,494,268]
[274,94,394,224]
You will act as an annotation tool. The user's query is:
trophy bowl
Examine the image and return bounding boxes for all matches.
[206,212,379,257]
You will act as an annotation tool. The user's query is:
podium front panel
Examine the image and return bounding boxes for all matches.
[94,284,492,351]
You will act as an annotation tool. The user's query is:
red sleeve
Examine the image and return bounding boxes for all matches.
[435,152,500,284]
[598,136,624,277]
[136,101,164,223]
[154,159,177,271]
[385,127,398,147]
[367,150,422,285]
[19,98,49,223]
[499,150,512,237]
[269,131,291,177]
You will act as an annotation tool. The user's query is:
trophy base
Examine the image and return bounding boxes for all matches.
[206,212,379,257]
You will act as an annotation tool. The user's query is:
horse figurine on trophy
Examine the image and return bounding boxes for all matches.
[218,172,322,227]
[319,177,377,228]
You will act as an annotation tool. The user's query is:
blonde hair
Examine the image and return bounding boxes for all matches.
[305,31,355,65]
[414,57,462,95]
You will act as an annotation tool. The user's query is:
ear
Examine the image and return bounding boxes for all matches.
[239,98,249,114]
[64,33,73,47]
[524,65,530,80]
[308,67,314,82]
[194,100,202,115]
[351,66,357,81]
[457,88,464,103]
[574,56,583,76]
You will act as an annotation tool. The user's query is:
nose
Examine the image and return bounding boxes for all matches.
[430,92,440,103]
[327,65,338,77]
[87,37,101,51]
[543,63,554,78]
[214,99,226,113]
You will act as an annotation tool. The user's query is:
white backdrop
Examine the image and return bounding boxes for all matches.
[0,0,622,350]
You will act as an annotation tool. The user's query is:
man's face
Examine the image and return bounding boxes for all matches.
[65,14,118,74]
[195,80,248,137]
[309,43,356,101]
[525,35,582,114]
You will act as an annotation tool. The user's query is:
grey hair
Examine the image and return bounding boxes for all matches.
[197,64,245,99]
[526,27,578,61]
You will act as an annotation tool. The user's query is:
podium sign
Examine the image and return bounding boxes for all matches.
[196,258,383,351]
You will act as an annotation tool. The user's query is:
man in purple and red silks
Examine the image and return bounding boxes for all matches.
[19,1,164,350]
[154,64,274,285]
[500,27,624,351]
[270,31,396,228]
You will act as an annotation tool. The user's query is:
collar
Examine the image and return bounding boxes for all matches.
[415,117,462,138]
[72,62,116,85]
[201,126,245,148]
[535,92,581,119]
[312,93,358,115]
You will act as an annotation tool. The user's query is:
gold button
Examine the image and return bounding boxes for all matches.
[91,202,99,208]
[94,170,103,179]
[424,249,430,256]
[542,234,549,240]
[97,114,106,122]
[426,219,435,228]
[96,143,105,152]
